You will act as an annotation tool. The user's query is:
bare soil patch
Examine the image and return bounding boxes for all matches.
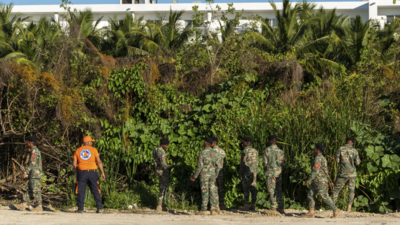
[1,205,400,225]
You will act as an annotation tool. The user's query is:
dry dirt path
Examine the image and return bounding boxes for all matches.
[1,207,400,225]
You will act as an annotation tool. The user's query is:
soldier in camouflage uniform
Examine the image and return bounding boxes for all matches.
[332,137,361,212]
[212,137,226,210]
[263,135,285,214]
[13,136,43,212]
[302,143,341,218]
[191,137,222,215]
[239,137,258,211]
[153,138,177,211]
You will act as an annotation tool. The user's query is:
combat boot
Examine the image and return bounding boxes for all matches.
[195,211,208,215]
[156,204,162,212]
[250,203,256,211]
[301,208,315,218]
[215,206,221,214]
[13,203,27,211]
[238,203,249,211]
[277,208,285,214]
[210,211,218,215]
[30,205,43,212]
[331,209,341,218]
[347,203,352,212]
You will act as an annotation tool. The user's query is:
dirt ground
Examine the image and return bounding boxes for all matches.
[1,206,400,225]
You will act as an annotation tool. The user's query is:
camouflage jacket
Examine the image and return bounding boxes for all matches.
[239,146,258,177]
[153,146,171,175]
[263,144,285,177]
[213,145,226,177]
[307,153,329,184]
[193,147,221,179]
[25,146,43,179]
[335,144,361,178]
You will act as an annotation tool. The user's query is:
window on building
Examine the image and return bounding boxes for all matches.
[122,0,132,4]
[234,23,248,33]
[184,20,193,28]
[387,15,400,24]
[147,20,161,25]
[266,19,277,27]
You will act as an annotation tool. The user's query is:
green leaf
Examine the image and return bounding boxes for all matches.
[202,104,212,112]
[367,162,378,173]
[381,154,391,168]
[365,145,374,158]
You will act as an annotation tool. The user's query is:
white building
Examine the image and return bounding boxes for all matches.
[9,0,400,29]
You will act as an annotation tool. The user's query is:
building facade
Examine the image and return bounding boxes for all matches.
[9,1,400,29]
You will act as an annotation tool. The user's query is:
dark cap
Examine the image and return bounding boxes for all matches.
[160,138,169,145]
[205,137,213,145]
[212,137,218,143]
[26,136,36,143]
[243,137,253,143]
[268,135,277,141]
[315,142,325,152]
[346,137,354,143]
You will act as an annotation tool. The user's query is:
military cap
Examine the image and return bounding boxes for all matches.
[243,137,253,143]
[268,135,277,141]
[205,137,213,145]
[346,137,354,143]
[26,136,36,143]
[315,142,325,152]
[212,137,218,143]
[160,138,169,145]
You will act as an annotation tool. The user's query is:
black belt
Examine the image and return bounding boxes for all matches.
[79,169,97,172]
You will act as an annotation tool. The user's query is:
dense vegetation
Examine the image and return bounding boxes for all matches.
[1,0,400,212]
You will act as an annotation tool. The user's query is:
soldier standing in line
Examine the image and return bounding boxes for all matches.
[190,137,222,215]
[13,136,43,211]
[263,135,285,214]
[332,137,361,212]
[238,137,258,211]
[153,138,177,211]
[212,137,226,210]
[302,143,341,218]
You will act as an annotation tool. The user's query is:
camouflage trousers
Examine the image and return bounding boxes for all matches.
[23,178,42,205]
[242,173,257,204]
[266,175,283,210]
[308,182,337,211]
[216,173,225,209]
[332,177,356,204]
[157,170,169,205]
[200,176,218,211]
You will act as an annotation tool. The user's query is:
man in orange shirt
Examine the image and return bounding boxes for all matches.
[73,136,105,213]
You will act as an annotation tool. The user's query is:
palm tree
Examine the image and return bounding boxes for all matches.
[343,15,371,67]
[0,4,34,66]
[251,0,317,55]
[375,18,400,67]
[104,13,148,57]
[68,9,105,50]
[251,0,340,76]
[156,9,193,50]
[18,17,63,67]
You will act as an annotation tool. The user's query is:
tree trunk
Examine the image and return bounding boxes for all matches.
[12,162,16,184]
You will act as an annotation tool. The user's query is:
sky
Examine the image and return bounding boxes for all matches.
[1,0,359,5]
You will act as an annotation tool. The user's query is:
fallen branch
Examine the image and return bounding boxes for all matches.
[0,172,23,183]
[12,158,25,171]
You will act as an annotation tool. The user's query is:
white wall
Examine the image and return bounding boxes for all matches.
[9,1,400,31]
